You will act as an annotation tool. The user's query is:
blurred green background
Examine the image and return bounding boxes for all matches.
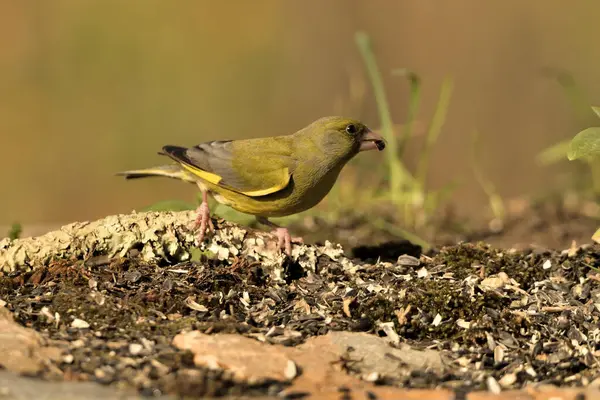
[2,0,600,233]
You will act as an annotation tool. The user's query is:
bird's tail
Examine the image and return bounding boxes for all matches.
[116,164,197,183]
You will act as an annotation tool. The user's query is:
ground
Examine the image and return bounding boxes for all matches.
[1,195,600,399]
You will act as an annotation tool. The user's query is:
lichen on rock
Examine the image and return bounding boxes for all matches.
[0,211,346,281]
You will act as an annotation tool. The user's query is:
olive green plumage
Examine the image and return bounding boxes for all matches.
[118,116,385,219]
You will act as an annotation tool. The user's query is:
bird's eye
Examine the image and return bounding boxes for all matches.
[345,124,357,134]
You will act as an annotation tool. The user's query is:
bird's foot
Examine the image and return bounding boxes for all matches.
[192,201,214,245]
[272,227,303,256]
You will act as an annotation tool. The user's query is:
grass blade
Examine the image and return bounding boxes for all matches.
[415,75,454,191]
[393,68,422,158]
[355,31,414,203]
[371,217,431,251]
[470,129,505,221]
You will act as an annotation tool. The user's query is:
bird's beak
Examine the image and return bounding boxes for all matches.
[359,129,386,152]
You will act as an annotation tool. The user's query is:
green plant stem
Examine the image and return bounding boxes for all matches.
[355,31,413,204]
[393,69,422,158]
[8,223,22,240]
[371,217,431,251]
[470,130,505,220]
[415,76,454,193]
[589,159,600,195]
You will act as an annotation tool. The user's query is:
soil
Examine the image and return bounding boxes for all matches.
[290,193,600,255]
[1,194,600,398]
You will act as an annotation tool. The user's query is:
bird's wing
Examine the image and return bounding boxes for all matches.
[161,138,296,197]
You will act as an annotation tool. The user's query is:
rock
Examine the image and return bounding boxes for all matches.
[70,319,90,329]
[172,331,295,384]
[128,343,144,356]
[0,211,345,282]
[0,370,143,400]
[315,331,445,374]
[0,308,62,374]
[173,329,449,399]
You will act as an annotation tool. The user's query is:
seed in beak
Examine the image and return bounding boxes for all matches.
[360,130,386,152]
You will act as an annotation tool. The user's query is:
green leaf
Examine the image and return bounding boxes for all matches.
[537,140,571,165]
[142,200,196,212]
[592,106,600,120]
[592,227,600,244]
[568,127,600,161]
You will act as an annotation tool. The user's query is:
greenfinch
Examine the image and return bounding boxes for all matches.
[118,116,385,255]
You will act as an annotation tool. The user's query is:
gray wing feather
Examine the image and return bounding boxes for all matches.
[180,139,296,193]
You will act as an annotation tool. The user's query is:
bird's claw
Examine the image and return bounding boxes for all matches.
[272,227,303,256]
[192,202,214,245]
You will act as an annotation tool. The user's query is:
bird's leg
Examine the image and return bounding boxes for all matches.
[256,217,303,256]
[192,190,215,244]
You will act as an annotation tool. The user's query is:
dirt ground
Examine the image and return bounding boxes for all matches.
[1,195,600,399]
[290,193,600,255]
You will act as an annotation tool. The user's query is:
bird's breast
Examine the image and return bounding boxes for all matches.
[283,160,347,209]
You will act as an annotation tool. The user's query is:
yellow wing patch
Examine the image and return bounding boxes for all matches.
[180,162,290,197]
[180,163,222,185]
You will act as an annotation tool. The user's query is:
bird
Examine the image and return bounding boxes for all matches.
[117,116,386,255]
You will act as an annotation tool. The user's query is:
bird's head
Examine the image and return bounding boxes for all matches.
[303,116,386,161]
